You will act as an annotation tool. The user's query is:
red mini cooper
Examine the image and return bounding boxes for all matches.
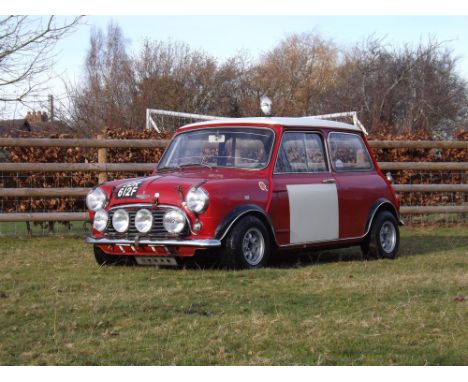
[86,116,402,268]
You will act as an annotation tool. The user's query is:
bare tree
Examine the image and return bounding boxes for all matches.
[68,22,135,135]
[0,16,81,108]
[251,32,338,116]
[67,22,467,136]
[336,36,467,133]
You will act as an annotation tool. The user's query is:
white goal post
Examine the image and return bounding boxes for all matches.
[309,111,368,135]
[146,109,223,132]
[146,108,368,135]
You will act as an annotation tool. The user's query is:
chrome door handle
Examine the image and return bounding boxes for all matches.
[321,178,336,184]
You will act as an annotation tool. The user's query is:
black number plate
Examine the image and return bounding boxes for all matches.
[116,182,141,199]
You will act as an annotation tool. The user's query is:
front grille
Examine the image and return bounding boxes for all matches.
[105,206,189,239]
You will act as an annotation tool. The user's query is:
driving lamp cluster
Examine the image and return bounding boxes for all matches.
[92,207,187,235]
[89,186,208,234]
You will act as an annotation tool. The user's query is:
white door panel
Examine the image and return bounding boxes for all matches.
[287,184,339,244]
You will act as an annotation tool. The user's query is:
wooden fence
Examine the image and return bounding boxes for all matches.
[0,137,467,222]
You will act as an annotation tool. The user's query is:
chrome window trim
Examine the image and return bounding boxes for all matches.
[273,130,331,175]
[327,131,374,173]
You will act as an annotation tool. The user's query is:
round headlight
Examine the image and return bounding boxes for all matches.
[186,187,209,213]
[112,209,130,233]
[86,187,107,212]
[163,209,186,234]
[135,209,153,233]
[93,209,108,232]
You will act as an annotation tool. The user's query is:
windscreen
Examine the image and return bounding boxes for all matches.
[158,128,275,170]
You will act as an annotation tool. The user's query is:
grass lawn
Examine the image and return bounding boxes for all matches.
[0,221,88,237]
[0,226,467,365]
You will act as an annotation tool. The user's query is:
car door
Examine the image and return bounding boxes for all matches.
[327,131,378,238]
[270,131,339,246]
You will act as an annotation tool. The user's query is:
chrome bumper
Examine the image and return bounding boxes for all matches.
[86,236,222,247]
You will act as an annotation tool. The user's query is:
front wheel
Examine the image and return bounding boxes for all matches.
[361,211,400,259]
[220,215,271,269]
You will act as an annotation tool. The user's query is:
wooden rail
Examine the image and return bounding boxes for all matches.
[378,162,468,171]
[0,137,170,148]
[0,163,155,172]
[1,184,467,198]
[0,212,88,222]
[0,161,467,172]
[392,184,468,192]
[0,208,466,222]
[0,188,90,197]
[0,137,466,223]
[369,140,468,149]
[400,206,468,214]
[1,137,467,149]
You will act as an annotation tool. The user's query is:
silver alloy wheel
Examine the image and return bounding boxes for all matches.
[242,227,265,266]
[379,221,397,253]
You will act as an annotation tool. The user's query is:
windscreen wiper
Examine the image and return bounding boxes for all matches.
[179,162,213,170]
[157,165,180,173]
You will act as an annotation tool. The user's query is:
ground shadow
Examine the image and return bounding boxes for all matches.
[151,232,467,270]
[268,233,468,269]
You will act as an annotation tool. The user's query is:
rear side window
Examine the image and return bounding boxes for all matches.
[275,132,327,173]
[328,132,373,171]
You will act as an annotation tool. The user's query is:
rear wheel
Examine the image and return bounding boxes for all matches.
[361,211,399,259]
[220,215,270,269]
[93,245,135,266]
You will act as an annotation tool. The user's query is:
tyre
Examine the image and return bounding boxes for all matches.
[93,245,135,266]
[220,215,271,269]
[361,211,399,259]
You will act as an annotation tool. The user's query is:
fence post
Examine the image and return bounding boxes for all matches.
[97,134,107,184]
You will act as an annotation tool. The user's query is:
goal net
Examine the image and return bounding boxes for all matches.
[146,109,367,135]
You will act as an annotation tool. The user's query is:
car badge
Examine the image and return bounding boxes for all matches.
[258,181,268,191]
[136,194,149,199]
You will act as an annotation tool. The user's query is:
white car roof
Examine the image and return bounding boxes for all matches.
[179,117,361,132]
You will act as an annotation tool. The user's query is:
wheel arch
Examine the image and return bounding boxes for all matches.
[364,198,402,238]
[214,204,278,247]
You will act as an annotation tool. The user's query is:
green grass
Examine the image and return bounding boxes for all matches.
[0,221,88,236]
[0,227,467,365]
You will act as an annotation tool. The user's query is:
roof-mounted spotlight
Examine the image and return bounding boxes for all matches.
[260,95,272,117]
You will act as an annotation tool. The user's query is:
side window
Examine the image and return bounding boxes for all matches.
[305,134,328,172]
[328,133,373,171]
[275,133,307,173]
[233,136,268,168]
[275,132,327,173]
